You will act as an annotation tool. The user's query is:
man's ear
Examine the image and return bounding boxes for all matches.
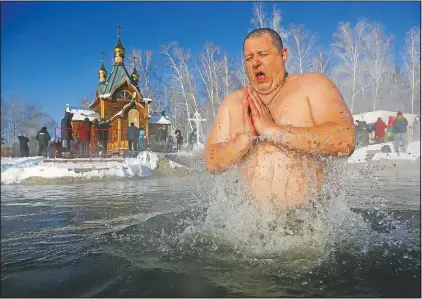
[282,48,288,63]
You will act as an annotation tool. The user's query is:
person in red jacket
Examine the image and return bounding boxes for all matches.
[373,117,387,143]
[78,118,90,156]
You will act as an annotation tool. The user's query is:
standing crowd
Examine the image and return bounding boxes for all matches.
[354,111,420,153]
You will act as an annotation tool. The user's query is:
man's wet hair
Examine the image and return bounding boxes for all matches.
[243,28,284,53]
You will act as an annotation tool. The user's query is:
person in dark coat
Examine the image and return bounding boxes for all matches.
[98,118,111,154]
[126,122,139,151]
[36,127,51,157]
[188,128,197,146]
[61,112,74,152]
[175,129,183,151]
[393,111,409,153]
[55,138,63,158]
[355,120,369,148]
[18,134,30,157]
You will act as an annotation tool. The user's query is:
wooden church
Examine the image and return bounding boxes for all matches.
[86,27,151,151]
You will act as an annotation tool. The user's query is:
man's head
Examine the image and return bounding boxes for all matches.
[131,122,134,127]
[397,111,403,116]
[243,28,288,94]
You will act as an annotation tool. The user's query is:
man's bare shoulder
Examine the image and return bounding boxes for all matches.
[296,72,338,90]
[221,89,244,108]
[292,72,334,86]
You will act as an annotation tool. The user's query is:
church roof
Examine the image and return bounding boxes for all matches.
[96,64,139,96]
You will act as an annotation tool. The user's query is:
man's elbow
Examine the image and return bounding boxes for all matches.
[337,134,355,156]
[205,148,228,175]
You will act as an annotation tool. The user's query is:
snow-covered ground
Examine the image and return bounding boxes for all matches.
[1,151,186,185]
[2,140,418,184]
[348,141,420,164]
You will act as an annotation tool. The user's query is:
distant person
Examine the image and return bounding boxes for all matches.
[386,116,395,142]
[159,126,167,142]
[412,116,420,142]
[17,133,30,157]
[393,111,408,153]
[166,135,175,152]
[373,117,387,143]
[55,138,63,158]
[175,129,183,151]
[139,128,146,151]
[188,128,197,146]
[126,122,139,151]
[78,118,90,156]
[98,118,111,154]
[35,127,51,157]
[61,112,74,152]
[355,120,369,147]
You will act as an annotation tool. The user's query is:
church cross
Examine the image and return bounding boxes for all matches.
[116,25,121,37]
[100,51,105,61]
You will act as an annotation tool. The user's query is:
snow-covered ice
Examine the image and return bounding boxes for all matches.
[1,151,161,185]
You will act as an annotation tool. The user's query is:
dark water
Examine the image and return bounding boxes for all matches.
[1,167,421,297]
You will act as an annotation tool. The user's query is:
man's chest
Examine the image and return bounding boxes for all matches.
[229,93,313,137]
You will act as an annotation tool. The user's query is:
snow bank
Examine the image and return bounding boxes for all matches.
[1,151,161,185]
[348,147,369,164]
[348,141,420,164]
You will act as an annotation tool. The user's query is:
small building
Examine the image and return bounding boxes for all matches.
[148,111,172,141]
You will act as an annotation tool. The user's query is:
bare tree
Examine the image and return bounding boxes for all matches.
[403,27,421,115]
[312,48,332,76]
[364,22,394,111]
[127,49,164,112]
[270,5,289,41]
[80,94,94,109]
[161,42,200,130]
[332,19,368,113]
[251,2,267,28]
[234,53,249,88]
[196,43,221,118]
[288,24,317,74]
[1,93,56,153]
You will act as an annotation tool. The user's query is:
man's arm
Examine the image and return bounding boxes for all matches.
[205,96,251,174]
[263,73,355,156]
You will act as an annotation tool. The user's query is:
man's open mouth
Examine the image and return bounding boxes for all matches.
[256,71,266,82]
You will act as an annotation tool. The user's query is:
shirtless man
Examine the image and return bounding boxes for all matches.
[205,28,355,207]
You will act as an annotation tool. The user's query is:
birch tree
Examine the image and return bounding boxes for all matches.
[311,48,331,76]
[403,27,421,115]
[364,22,394,111]
[288,24,317,74]
[127,49,164,112]
[234,53,249,88]
[251,2,267,28]
[161,42,199,130]
[196,43,223,119]
[332,19,368,113]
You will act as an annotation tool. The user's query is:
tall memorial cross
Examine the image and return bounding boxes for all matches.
[188,111,207,145]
